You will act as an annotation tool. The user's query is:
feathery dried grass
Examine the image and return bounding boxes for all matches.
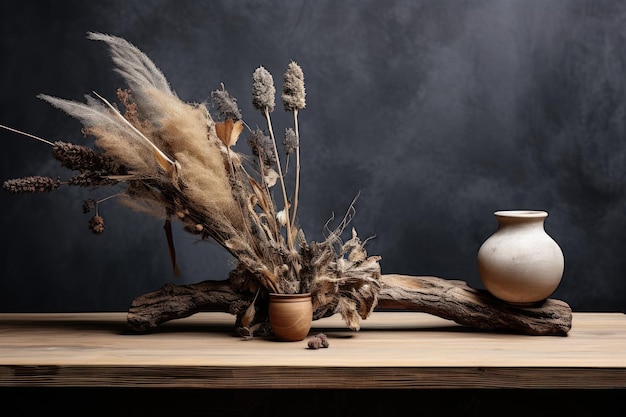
[143,88,242,226]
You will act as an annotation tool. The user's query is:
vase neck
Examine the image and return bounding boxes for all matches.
[494,210,547,229]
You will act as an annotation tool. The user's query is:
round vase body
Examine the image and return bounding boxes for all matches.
[268,293,313,341]
[477,210,564,305]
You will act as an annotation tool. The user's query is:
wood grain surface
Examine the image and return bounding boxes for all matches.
[1,312,624,389]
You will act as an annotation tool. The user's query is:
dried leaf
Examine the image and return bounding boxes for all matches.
[240,290,259,328]
[215,118,244,148]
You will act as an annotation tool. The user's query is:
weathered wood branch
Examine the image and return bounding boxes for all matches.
[377,274,572,336]
[126,274,572,336]
[127,279,252,332]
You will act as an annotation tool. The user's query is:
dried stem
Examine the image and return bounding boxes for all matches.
[263,106,294,252]
[289,109,301,240]
[0,124,54,146]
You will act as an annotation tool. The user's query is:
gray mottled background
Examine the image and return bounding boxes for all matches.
[1,0,624,313]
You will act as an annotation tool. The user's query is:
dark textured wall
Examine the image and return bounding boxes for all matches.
[1,0,624,313]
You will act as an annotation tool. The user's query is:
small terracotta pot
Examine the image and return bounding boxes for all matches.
[268,292,313,341]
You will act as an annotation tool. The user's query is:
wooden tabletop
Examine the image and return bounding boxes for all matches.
[0,311,624,389]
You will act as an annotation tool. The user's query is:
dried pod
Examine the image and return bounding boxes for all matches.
[52,141,126,175]
[211,85,242,121]
[282,61,306,111]
[82,199,97,213]
[2,176,61,194]
[248,129,276,167]
[252,66,276,112]
[283,128,298,155]
[88,214,105,234]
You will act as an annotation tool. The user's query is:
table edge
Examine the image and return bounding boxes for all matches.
[2,365,625,389]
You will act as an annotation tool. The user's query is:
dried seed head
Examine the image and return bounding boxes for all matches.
[252,66,276,113]
[82,199,97,213]
[52,141,126,175]
[282,61,306,111]
[248,129,276,167]
[116,88,147,129]
[283,128,298,155]
[2,176,61,194]
[52,141,98,172]
[211,85,242,121]
[89,214,105,234]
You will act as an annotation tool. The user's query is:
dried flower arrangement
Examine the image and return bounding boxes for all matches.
[1,33,382,335]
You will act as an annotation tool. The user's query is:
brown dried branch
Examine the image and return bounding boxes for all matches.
[377,274,572,336]
[126,274,572,336]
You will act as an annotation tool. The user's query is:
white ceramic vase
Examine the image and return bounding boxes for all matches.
[477,210,564,305]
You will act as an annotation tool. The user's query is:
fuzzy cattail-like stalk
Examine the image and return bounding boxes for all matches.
[3,176,61,194]
[252,67,276,113]
[249,129,277,167]
[252,66,294,250]
[282,62,305,235]
[211,84,242,121]
[282,61,306,112]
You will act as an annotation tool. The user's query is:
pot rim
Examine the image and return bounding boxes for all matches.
[269,292,312,299]
[494,210,548,218]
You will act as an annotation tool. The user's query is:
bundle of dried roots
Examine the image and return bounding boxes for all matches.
[1,32,381,333]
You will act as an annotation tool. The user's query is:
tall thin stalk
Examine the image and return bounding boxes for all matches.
[281,61,306,248]
[290,109,301,239]
[263,107,294,251]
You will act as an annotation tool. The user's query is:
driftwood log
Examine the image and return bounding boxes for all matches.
[127,274,572,336]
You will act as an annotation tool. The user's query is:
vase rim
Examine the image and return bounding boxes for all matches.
[269,292,312,298]
[494,210,548,218]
